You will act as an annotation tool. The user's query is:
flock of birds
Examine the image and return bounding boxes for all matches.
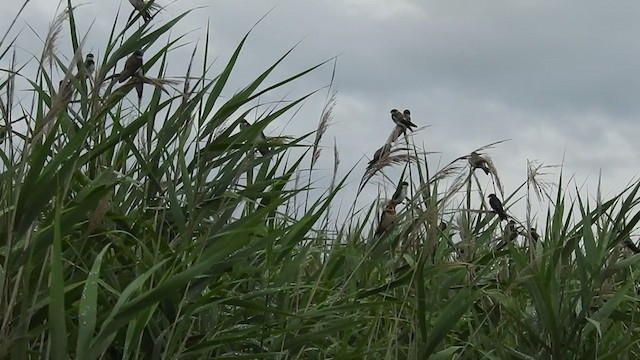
[56,1,160,107]
[367,109,640,256]
[369,109,520,237]
[50,1,640,254]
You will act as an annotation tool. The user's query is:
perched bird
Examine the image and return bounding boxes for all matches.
[390,181,408,205]
[58,79,74,103]
[375,202,397,236]
[239,119,270,156]
[368,143,391,166]
[468,151,491,175]
[128,0,158,22]
[498,220,518,249]
[83,53,95,77]
[403,109,413,126]
[438,221,448,232]
[117,50,144,83]
[488,194,508,220]
[390,109,417,131]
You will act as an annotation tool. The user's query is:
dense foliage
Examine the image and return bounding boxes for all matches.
[0,1,639,359]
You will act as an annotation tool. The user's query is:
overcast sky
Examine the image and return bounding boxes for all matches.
[5,0,640,225]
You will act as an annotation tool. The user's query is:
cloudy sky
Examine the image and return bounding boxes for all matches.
[5,0,640,223]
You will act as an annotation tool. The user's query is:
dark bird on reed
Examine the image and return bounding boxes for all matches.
[117,50,143,83]
[368,143,391,166]
[497,220,519,249]
[375,202,397,235]
[488,194,508,221]
[83,53,95,77]
[58,79,74,102]
[403,109,416,126]
[239,119,270,156]
[390,181,409,205]
[468,151,490,175]
[390,109,417,130]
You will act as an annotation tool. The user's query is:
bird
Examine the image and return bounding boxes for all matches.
[83,53,95,77]
[497,220,519,249]
[239,119,270,156]
[488,194,508,220]
[506,220,518,241]
[368,143,391,166]
[390,181,408,205]
[375,202,397,235]
[128,0,158,22]
[468,151,491,175]
[58,79,74,103]
[117,50,144,83]
[403,109,414,126]
[390,109,417,131]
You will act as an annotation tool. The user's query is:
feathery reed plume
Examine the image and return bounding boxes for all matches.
[31,31,89,143]
[311,89,335,167]
[527,160,556,203]
[128,0,162,23]
[359,147,419,192]
[41,7,72,70]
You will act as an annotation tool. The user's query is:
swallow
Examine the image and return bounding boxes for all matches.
[468,151,490,175]
[129,0,156,22]
[58,79,74,103]
[84,53,95,76]
[117,50,144,83]
[624,238,640,254]
[390,181,408,205]
[239,119,270,156]
[488,194,508,221]
[497,220,518,249]
[390,109,417,131]
[375,201,397,235]
[403,109,415,126]
[368,143,391,166]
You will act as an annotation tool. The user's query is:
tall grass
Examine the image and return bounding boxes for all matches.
[0,1,639,359]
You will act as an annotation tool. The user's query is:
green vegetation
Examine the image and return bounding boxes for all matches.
[1,1,639,359]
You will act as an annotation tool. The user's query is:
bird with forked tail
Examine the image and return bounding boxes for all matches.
[239,119,271,156]
[368,143,391,166]
[390,109,417,131]
[117,50,144,83]
[390,181,408,205]
[488,194,508,221]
